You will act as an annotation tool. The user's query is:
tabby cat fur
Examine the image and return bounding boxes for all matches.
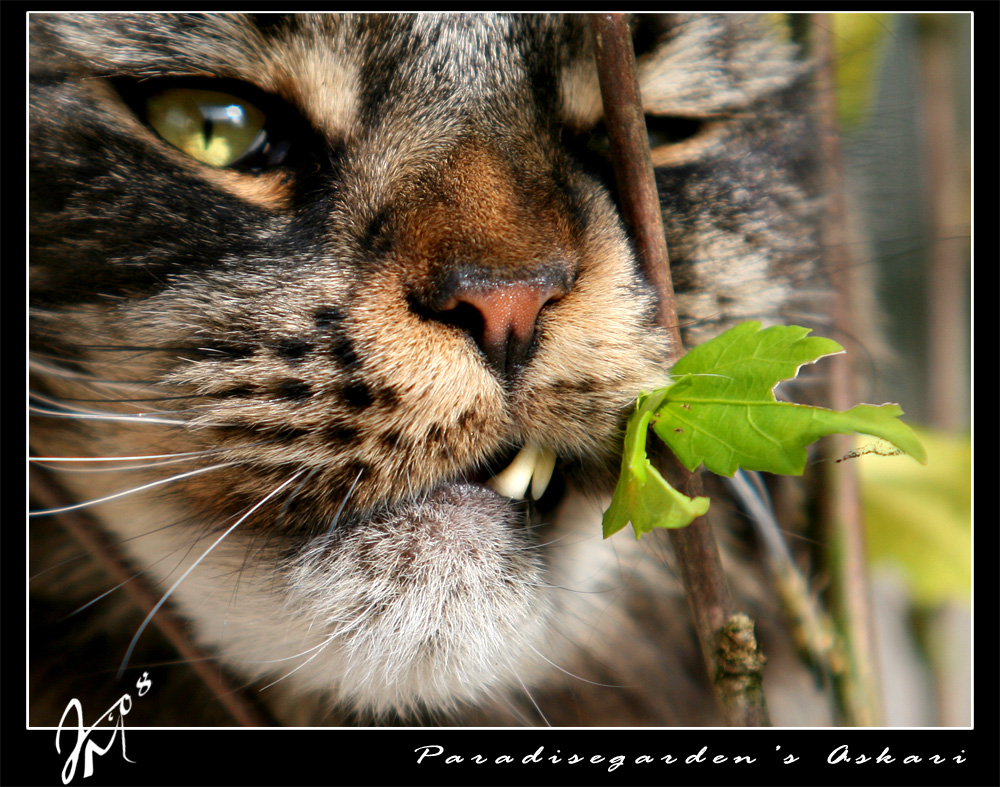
[29,12,836,727]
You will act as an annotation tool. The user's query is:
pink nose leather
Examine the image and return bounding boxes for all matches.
[435,277,569,379]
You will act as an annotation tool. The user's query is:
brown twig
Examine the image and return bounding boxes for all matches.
[590,13,770,727]
[810,14,882,726]
[589,15,678,334]
[31,467,276,727]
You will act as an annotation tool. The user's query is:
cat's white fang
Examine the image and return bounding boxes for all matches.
[530,446,557,500]
[486,444,538,500]
[486,443,557,501]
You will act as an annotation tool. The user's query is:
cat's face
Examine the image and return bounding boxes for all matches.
[30,13,820,722]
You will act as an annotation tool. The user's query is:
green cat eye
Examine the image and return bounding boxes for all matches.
[145,88,267,168]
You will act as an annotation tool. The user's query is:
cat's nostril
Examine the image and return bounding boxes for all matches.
[416,270,572,381]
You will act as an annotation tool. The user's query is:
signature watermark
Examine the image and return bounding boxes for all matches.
[55,672,152,784]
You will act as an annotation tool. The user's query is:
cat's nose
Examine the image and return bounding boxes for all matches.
[420,269,572,381]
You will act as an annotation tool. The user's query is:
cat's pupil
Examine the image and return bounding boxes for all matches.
[145,87,268,168]
[645,115,704,148]
[569,116,704,161]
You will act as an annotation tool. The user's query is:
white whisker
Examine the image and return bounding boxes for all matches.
[324,467,364,540]
[30,451,214,462]
[31,450,227,475]
[29,462,234,516]
[30,388,173,414]
[523,640,627,689]
[117,469,307,678]
[513,675,551,727]
[29,404,187,426]
[257,633,339,690]
[66,576,135,617]
[29,357,161,386]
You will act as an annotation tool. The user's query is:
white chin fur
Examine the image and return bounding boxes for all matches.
[254,483,549,715]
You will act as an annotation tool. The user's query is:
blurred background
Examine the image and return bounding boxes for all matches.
[834,12,971,727]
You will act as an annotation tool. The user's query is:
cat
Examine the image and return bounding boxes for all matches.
[29,12,835,727]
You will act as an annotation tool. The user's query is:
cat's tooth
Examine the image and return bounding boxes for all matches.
[485,444,558,501]
[530,446,557,500]
[486,444,539,500]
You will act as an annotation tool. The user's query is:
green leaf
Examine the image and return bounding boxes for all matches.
[859,428,970,605]
[653,322,926,476]
[602,393,710,539]
[602,322,926,539]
